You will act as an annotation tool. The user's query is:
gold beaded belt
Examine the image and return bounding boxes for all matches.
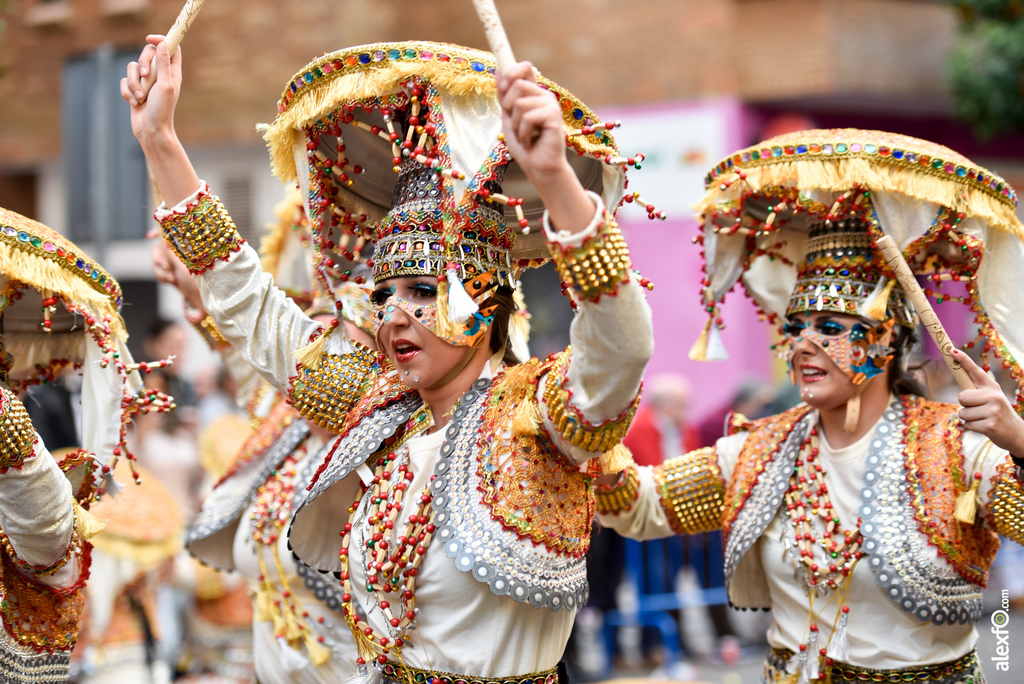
[767,648,981,683]
[379,660,560,684]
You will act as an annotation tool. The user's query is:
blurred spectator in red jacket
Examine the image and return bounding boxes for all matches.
[624,374,701,467]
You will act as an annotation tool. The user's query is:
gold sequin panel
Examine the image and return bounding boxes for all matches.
[287,345,377,432]
[549,212,633,303]
[160,193,245,275]
[655,447,725,535]
[542,348,640,453]
[0,542,86,651]
[990,457,1024,546]
[0,386,37,473]
[595,463,640,515]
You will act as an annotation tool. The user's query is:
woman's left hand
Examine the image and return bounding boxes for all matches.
[953,348,1024,457]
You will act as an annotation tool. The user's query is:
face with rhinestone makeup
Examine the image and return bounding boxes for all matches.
[371,276,485,390]
[784,312,893,411]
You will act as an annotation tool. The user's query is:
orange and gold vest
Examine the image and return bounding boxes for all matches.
[721,395,1000,624]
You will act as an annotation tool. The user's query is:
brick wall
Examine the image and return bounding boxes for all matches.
[0,0,957,167]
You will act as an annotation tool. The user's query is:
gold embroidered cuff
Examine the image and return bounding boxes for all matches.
[549,213,633,303]
[0,387,37,473]
[287,344,377,432]
[542,348,641,453]
[159,193,245,275]
[0,528,75,578]
[595,463,640,515]
[990,457,1024,545]
[0,541,86,651]
[193,314,230,350]
[655,447,725,535]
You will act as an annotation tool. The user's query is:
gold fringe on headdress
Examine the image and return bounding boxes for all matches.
[433,278,465,341]
[858,277,897,321]
[0,241,125,339]
[695,156,1023,239]
[264,43,614,185]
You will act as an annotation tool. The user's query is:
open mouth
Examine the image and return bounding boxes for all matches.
[801,365,827,382]
[392,339,421,363]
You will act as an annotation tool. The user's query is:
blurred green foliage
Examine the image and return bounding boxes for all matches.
[951,1,1024,138]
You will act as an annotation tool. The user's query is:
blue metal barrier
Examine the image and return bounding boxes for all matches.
[601,532,729,673]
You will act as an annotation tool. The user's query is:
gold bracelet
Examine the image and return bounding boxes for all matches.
[654,447,725,535]
[0,387,37,473]
[159,192,244,275]
[595,462,640,515]
[193,314,230,350]
[542,348,640,452]
[549,212,632,303]
[287,344,377,432]
[990,456,1024,545]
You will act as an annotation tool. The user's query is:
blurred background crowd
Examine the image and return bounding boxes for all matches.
[3,0,1024,682]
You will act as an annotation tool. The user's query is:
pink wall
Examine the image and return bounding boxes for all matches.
[602,99,775,422]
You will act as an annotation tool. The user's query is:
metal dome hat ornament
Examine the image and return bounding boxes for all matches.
[262,41,661,360]
[0,206,174,493]
[691,128,1024,409]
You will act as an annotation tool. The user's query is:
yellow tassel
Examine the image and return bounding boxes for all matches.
[295,322,336,370]
[433,278,465,341]
[859,278,897,321]
[688,318,712,361]
[511,396,541,436]
[255,584,275,622]
[73,499,107,540]
[283,605,303,644]
[303,631,332,667]
[271,602,289,638]
[954,477,982,525]
[776,674,799,684]
[600,443,634,475]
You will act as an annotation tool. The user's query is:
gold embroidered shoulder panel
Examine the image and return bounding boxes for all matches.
[477,360,593,558]
[989,457,1024,547]
[901,395,1000,586]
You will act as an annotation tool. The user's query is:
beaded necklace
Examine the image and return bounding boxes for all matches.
[338,404,436,671]
[782,426,864,676]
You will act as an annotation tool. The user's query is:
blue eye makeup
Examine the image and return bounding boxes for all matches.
[816,320,846,336]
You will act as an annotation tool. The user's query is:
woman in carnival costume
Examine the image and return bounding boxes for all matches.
[596,129,1024,682]
[0,207,171,682]
[152,186,375,681]
[123,33,654,683]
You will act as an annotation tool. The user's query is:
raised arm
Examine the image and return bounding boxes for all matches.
[123,38,376,431]
[496,62,653,466]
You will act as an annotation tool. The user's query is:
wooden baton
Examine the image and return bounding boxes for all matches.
[470,0,516,72]
[140,0,207,92]
[874,235,975,390]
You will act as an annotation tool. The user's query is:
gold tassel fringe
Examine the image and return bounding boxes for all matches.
[260,186,305,274]
[511,396,541,436]
[303,631,332,667]
[255,584,275,622]
[693,158,1024,239]
[601,443,634,475]
[688,318,712,362]
[859,278,897,321]
[954,478,982,525]
[295,322,336,370]
[433,278,464,341]
[73,499,107,540]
